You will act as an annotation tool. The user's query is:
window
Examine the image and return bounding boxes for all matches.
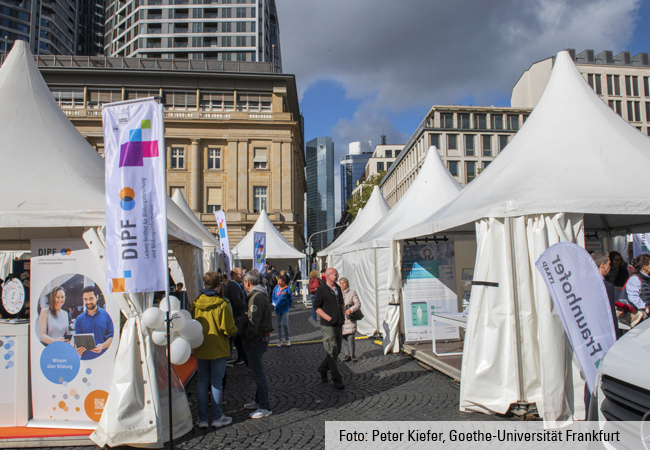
[206,187,222,213]
[466,161,476,183]
[387,161,392,170]
[625,76,639,96]
[126,90,158,100]
[430,134,440,149]
[475,113,487,129]
[448,161,458,176]
[498,135,508,151]
[612,75,621,95]
[253,186,267,213]
[447,134,457,150]
[633,76,639,96]
[628,101,641,122]
[483,161,491,170]
[441,113,453,128]
[50,88,84,108]
[458,113,470,129]
[171,147,185,169]
[236,7,245,17]
[253,148,267,169]
[587,74,602,94]
[464,134,474,156]
[164,90,197,110]
[491,114,503,130]
[482,135,491,157]
[199,91,234,111]
[236,21,245,32]
[595,74,602,95]
[207,148,221,169]
[222,7,231,17]
[385,150,392,158]
[507,114,519,130]
[377,161,384,172]
[88,89,121,108]
[645,77,649,97]
[236,93,272,111]
[222,35,231,46]
[235,35,246,46]
[646,103,650,123]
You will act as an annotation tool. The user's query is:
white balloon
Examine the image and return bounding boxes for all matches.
[142,307,164,330]
[179,319,203,341]
[160,296,181,312]
[152,330,169,346]
[188,334,204,349]
[179,309,192,322]
[169,310,186,332]
[170,338,192,365]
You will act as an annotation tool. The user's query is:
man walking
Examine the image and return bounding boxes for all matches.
[225,267,247,365]
[240,269,274,418]
[313,267,345,389]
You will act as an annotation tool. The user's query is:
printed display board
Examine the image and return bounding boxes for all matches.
[401,243,459,342]
[30,239,120,428]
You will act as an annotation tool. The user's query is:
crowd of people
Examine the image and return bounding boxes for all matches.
[189,263,362,429]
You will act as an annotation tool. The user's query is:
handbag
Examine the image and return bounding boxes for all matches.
[348,309,364,321]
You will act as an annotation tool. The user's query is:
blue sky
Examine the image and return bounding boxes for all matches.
[277,0,649,218]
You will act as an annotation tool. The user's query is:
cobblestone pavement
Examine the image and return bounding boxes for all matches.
[39,300,508,450]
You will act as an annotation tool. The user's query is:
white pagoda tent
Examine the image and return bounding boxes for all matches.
[395,51,650,422]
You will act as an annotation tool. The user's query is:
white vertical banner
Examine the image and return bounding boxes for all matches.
[103,99,168,294]
[253,232,266,274]
[535,242,616,394]
[215,211,232,276]
[29,239,121,429]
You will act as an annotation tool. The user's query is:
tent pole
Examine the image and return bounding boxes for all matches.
[506,217,528,413]
[374,248,380,336]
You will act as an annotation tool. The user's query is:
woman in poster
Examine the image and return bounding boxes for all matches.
[38,286,70,345]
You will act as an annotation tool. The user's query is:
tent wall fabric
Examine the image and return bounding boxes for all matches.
[232,210,304,261]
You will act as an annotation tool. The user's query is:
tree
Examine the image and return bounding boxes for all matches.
[345,171,386,222]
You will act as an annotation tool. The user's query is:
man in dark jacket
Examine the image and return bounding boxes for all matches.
[225,267,247,365]
[591,251,620,339]
[240,269,274,419]
[313,267,346,389]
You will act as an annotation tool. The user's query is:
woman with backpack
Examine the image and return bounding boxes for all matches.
[308,270,321,322]
[625,254,650,311]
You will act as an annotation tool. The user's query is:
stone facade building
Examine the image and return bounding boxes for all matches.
[11,54,306,250]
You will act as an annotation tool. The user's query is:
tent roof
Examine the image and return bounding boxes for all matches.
[0,42,204,248]
[395,51,650,241]
[172,189,220,248]
[318,186,390,257]
[232,210,304,260]
[347,147,462,251]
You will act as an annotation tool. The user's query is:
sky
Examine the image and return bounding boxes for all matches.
[276,0,650,221]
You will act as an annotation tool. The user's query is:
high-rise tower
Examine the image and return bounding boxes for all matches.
[306,137,335,250]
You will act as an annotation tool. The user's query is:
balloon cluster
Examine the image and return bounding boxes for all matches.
[141,296,204,365]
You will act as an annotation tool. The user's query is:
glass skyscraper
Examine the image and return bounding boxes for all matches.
[306,136,335,250]
[340,141,372,215]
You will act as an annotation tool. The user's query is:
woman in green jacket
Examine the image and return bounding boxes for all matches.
[190,271,239,429]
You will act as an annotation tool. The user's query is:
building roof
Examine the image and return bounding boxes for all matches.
[395,51,650,240]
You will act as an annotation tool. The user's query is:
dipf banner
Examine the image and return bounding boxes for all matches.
[215,211,232,276]
[103,99,168,293]
[253,232,266,274]
[535,242,616,394]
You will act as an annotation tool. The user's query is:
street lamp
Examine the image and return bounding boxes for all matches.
[306,224,348,270]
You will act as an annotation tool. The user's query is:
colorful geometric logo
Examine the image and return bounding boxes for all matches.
[60,248,72,256]
[111,270,132,293]
[254,239,265,263]
[119,119,159,167]
[120,187,136,211]
[217,220,227,239]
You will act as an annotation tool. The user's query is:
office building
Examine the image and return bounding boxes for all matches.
[77,0,105,55]
[306,136,335,250]
[340,141,372,214]
[0,0,76,56]
[349,144,402,202]
[512,49,650,135]
[381,105,532,207]
[103,0,282,72]
[5,54,306,249]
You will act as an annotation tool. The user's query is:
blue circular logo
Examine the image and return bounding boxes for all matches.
[39,341,80,384]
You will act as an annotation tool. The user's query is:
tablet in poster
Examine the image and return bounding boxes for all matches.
[29,239,120,429]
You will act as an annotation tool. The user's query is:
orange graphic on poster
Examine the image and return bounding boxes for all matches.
[84,390,109,422]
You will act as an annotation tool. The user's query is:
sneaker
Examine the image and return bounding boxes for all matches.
[249,408,273,419]
[211,414,232,428]
[352,357,358,362]
[286,340,291,347]
[196,421,209,429]
[342,355,351,362]
[318,369,328,382]
[332,379,345,390]
[226,362,234,368]
[244,401,259,410]
[234,358,246,365]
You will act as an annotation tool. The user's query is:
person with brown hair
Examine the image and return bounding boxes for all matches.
[271,274,293,346]
[308,270,320,322]
[38,286,69,345]
[625,254,650,312]
[339,277,361,361]
[190,271,238,429]
[607,251,629,287]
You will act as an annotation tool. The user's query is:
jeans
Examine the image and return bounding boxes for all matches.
[276,313,290,343]
[244,334,271,410]
[319,325,343,381]
[196,357,227,422]
[310,295,317,321]
[232,317,247,364]
[342,333,355,358]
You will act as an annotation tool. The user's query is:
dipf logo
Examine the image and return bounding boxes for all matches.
[60,248,72,256]
[120,187,136,211]
[119,119,159,167]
